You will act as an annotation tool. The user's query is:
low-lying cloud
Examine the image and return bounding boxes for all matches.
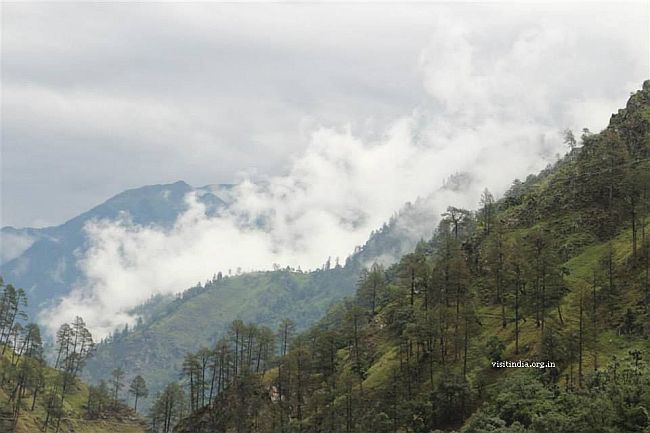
[40,8,648,338]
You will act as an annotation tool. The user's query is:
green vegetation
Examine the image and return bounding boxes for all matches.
[0,381,147,433]
[165,81,650,433]
[0,279,149,433]
[86,266,359,413]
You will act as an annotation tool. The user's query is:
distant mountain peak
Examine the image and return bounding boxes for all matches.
[0,180,231,314]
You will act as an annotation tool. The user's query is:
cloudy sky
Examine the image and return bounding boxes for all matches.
[2,2,647,229]
[2,2,649,335]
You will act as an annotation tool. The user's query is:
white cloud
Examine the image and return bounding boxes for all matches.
[25,3,650,337]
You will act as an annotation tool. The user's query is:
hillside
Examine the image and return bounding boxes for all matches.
[0,286,149,433]
[84,185,454,413]
[0,375,148,433]
[170,81,650,433]
[85,266,356,407]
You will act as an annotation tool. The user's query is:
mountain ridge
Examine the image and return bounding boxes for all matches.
[0,181,229,314]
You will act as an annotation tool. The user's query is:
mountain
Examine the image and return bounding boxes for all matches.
[0,181,231,315]
[0,174,440,322]
[170,81,650,433]
[82,193,448,414]
[2,156,454,416]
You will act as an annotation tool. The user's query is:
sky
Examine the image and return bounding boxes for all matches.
[1,2,649,336]
[2,2,647,229]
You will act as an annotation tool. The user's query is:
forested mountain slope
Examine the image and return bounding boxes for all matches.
[170,81,650,433]
[85,182,455,413]
[85,267,357,407]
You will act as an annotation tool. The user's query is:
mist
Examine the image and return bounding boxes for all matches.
[38,9,647,338]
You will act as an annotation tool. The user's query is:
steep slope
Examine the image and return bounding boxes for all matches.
[0,357,149,433]
[0,282,150,433]
[0,181,230,315]
[171,81,650,433]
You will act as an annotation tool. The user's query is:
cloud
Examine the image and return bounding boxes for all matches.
[16,3,649,337]
[1,3,432,228]
[4,2,645,229]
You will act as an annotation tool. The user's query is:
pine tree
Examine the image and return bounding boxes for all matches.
[129,375,148,412]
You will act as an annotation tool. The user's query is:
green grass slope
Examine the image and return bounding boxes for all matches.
[0,351,148,433]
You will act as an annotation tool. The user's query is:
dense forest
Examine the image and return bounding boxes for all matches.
[151,82,650,433]
[0,280,148,433]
